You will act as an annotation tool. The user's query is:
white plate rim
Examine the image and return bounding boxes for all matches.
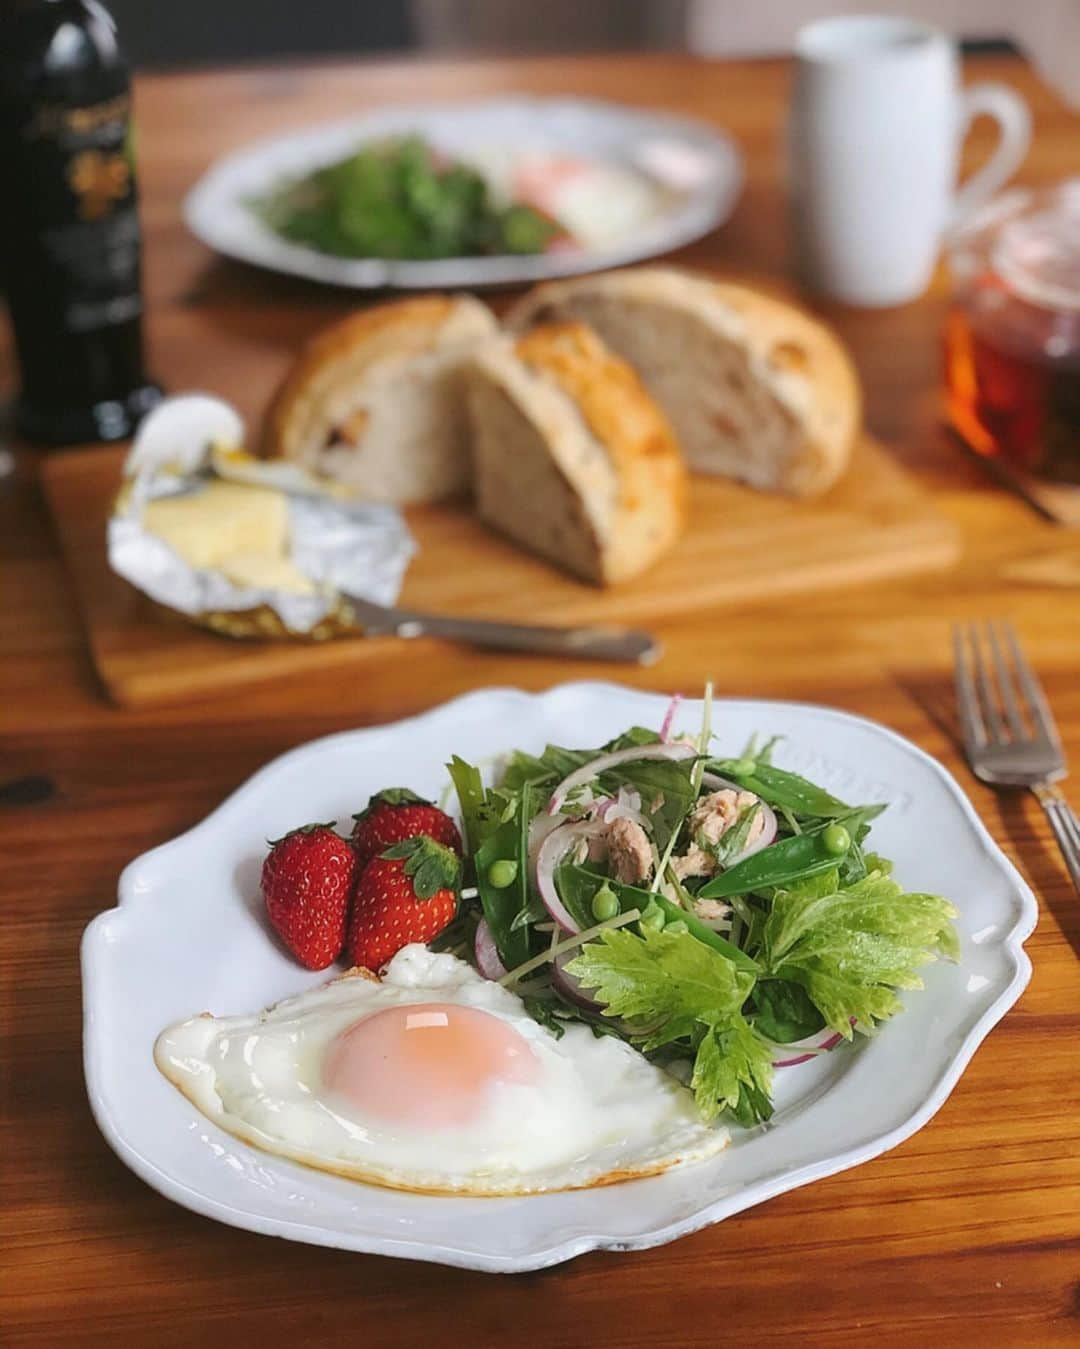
[82,683,1038,1272]
[182,96,743,289]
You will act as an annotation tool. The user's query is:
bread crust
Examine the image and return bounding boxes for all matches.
[710,281,861,496]
[469,322,686,585]
[259,295,497,504]
[261,297,456,458]
[508,268,861,497]
[514,323,686,583]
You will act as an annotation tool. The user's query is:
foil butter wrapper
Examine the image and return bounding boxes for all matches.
[109,394,417,639]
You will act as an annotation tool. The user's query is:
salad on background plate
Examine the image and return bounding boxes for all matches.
[251,134,667,262]
[183,98,743,289]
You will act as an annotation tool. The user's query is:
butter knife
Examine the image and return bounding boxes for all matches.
[342,593,659,664]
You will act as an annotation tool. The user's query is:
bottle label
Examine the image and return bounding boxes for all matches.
[40,207,143,330]
[28,93,131,143]
[10,92,142,332]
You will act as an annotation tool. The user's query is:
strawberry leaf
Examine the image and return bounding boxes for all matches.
[266,821,336,846]
[381,835,460,899]
[352,788,431,822]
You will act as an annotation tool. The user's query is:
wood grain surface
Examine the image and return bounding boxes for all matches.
[40,433,957,706]
[2,50,1079,1349]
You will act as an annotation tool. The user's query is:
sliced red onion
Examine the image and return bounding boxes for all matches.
[608,805,651,832]
[659,693,682,743]
[551,949,604,1013]
[735,801,777,860]
[528,809,565,859]
[529,810,609,898]
[599,786,648,831]
[535,820,606,933]
[474,919,508,981]
[548,742,696,817]
[772,1027,845,1068]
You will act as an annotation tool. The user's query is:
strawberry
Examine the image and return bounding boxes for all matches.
[261,824,357,970]
[347,835,460,971]
[350,788,461,871]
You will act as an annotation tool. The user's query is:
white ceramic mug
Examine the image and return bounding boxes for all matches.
[790,15,1031,307]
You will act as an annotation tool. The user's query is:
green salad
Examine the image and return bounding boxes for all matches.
[252,136,563,261]
[440,688,959,1127]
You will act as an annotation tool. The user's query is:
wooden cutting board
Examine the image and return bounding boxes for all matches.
[40,438,959,707]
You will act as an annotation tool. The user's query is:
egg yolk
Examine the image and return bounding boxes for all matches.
[323,1002,541,1129]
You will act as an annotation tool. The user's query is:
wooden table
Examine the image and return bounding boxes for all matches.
[4,51,1079,1347]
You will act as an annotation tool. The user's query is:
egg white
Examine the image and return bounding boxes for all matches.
[154,945,729,1196]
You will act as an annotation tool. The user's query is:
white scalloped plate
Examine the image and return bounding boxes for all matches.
[82,685,1037,1272]
[183,98,742,289]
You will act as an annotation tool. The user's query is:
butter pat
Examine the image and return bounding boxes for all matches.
[219,552,315,596]
[143,481,290,570]
[142,480,316,596]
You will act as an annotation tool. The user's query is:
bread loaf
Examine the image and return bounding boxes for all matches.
[508,268,860,497]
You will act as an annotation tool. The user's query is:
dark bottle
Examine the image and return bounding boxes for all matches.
[0,0,160,444]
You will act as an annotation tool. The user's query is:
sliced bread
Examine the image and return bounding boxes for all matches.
[507,268,860,497]
[260,295,497,504]
[465,321,686,586]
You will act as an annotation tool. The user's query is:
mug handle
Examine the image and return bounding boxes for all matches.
[951,83,1031,228]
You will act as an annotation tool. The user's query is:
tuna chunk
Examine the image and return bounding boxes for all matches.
[671,844,714,881]
[672,789,764,879]
[688,789,763,847]
[607,816,653,885]
[692,897,731,923]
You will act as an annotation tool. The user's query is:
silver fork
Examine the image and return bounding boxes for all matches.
[953,619,1080,894]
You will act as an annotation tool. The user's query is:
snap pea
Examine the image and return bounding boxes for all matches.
[473,783,538,968]
[822,824,851,856]
[639,904,665,933]
[555,864,613,930]
[651,894,761,973]
[709,758,854,819]
[487,858,518,889]
[697,829,849,899]
[561,865,760,973]
[591,883,619,922]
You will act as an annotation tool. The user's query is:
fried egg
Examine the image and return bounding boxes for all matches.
[154,945,728,1196]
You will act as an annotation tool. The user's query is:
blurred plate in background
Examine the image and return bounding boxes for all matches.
[183,97,742,289]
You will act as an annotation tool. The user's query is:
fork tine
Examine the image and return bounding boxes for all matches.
[969,622,1006,743]
[952,624,986,751]
[986,620,1027,739]
[1000,619,1061,749]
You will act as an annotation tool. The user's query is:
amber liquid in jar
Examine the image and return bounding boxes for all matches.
[945,295,1080,484]
[944,183,1080,486]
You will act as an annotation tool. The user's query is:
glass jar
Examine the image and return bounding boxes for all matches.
[944,179,1080,485]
